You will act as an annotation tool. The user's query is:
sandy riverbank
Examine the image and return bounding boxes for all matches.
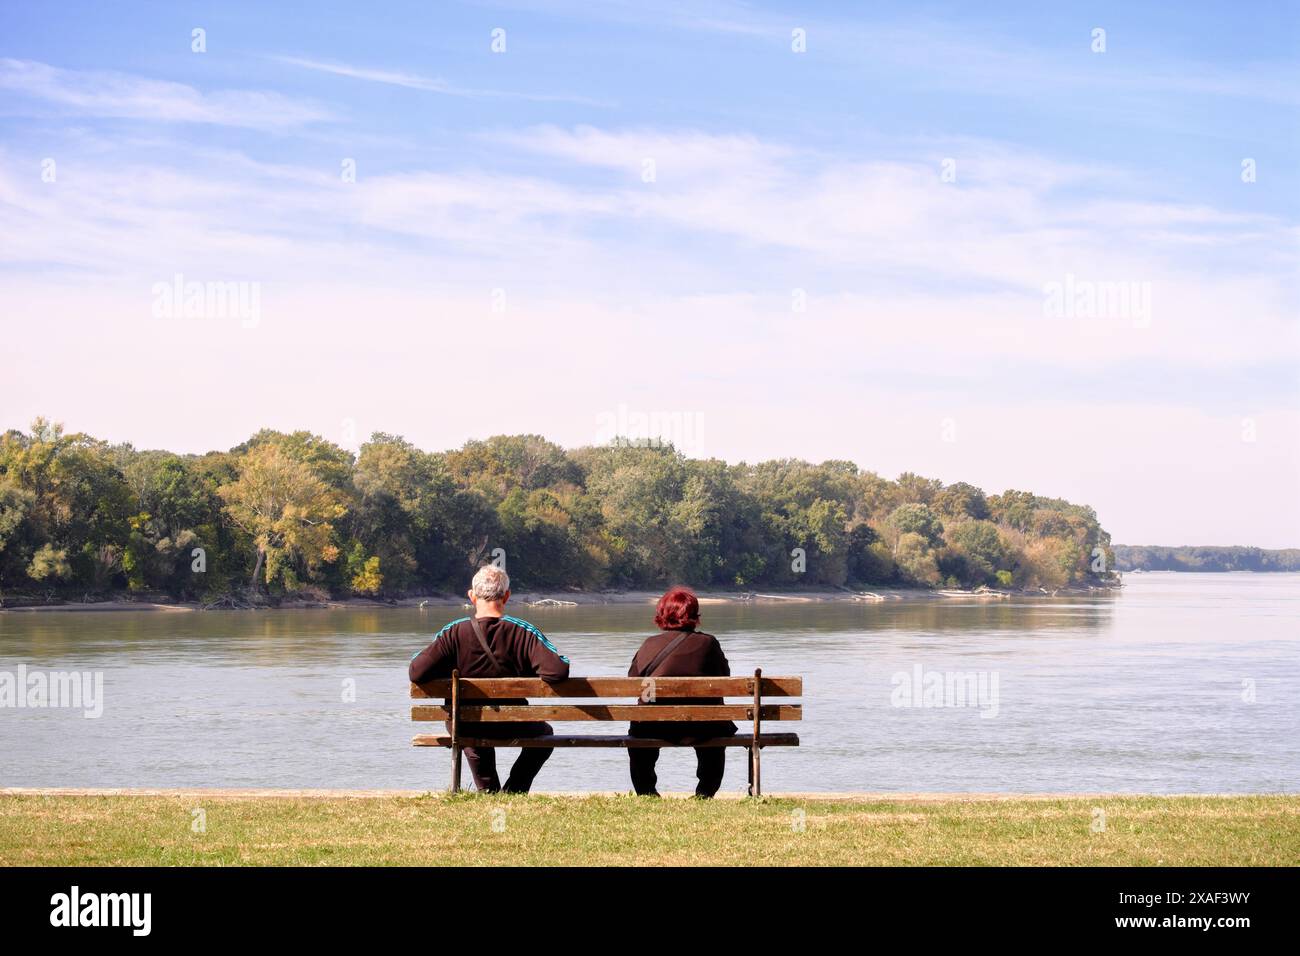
[0,584,1120,613]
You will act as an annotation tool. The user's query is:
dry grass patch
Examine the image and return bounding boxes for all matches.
[0,793,1295,866]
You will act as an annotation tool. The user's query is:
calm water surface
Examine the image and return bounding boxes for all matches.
[1,573,1296,793]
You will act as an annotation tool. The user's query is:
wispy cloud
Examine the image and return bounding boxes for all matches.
[0,59,333,129]
[493,124,788,178]
[4,122,1293,379]
[479,2,1300,107]
[271,55,614,107]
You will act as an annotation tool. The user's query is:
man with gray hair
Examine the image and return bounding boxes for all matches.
[409,565,570,793]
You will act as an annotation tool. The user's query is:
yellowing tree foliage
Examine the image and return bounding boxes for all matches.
[217,444,347,590]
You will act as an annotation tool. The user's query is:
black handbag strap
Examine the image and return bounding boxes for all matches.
[639,630,694,678]
[468,616,511,677]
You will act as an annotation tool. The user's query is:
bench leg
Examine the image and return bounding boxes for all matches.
[750,667,762,797]
[747,746,754,796]
[449,669,462,793]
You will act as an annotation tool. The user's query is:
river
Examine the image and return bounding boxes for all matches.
[1,572,1296,793]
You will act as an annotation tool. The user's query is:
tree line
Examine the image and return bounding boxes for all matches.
[0,419,1116,602]
[1113,545,1300,573]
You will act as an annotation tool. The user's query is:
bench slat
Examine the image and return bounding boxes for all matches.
[410,676,802,699]
[412,703,801,722]
[412,733,801,748]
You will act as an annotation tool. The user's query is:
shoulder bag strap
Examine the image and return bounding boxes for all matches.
[639,630,694,678]
[468,616,511,677]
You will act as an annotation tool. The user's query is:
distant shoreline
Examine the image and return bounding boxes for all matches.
[1114,543,1300,573]
[0,583,1122,613]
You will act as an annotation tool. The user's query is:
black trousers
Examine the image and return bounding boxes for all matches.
[464,745,554,793]
[629,746,726,798]
[454,721,554,794]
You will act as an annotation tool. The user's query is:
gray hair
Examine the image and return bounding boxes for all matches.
[471,565,510,602]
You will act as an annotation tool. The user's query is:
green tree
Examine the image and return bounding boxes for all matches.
[895,472,943,505]
[895,532,940,585]
[351,434,459,592]
[0,419,132,593]
[0,478,34,594]
[346,542,383,595]
[933,482,990,521]
[846,523,895,583]
[887,503,944,548]
[217,443,347,591]
[114,449,219,595]
[1,418,1118,599]
[577,442,687,585]
[946,520,1009,583]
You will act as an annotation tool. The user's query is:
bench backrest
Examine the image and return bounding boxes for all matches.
[411,674,802,724]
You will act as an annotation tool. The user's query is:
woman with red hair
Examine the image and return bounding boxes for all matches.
[627,586,737,797]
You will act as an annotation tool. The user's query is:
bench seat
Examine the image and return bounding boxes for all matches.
[413,732,801,748]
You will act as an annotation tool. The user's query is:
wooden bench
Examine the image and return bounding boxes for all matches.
[411,668,801,796]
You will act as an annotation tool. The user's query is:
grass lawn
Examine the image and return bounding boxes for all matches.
[1,793,1296,866]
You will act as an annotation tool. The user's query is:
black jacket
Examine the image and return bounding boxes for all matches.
[409,614,569,684]
[409,614,569,739]
[627,629,737,740]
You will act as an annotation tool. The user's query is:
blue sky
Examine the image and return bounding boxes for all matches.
[1,1,1297,546]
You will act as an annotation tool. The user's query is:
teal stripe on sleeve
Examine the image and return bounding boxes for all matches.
[410,616,468,661]
[504,614,570,663]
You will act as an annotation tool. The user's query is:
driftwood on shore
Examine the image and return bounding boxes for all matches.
[200,594,260,611]
[936,587,1012,600]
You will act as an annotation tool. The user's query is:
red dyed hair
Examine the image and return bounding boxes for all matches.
[654,586,700,631]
